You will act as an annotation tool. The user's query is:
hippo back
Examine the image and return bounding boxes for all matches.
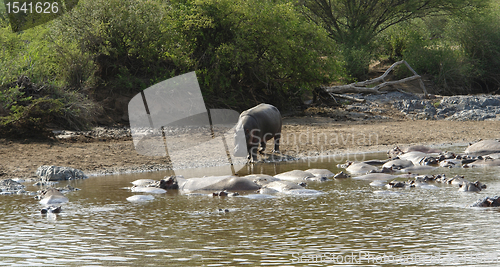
[240,104,282,135]
[39,188,69,205]
[180,176,260,191]
[234,103,282,159]
[465,140,500,156]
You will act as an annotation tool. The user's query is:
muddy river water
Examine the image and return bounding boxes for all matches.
[2,149,500,266]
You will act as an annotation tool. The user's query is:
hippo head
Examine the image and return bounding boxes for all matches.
[39,188,61,198]
[159,176,179,190]
[487,197,500,207]
[422,157,437,165]
[387,146,403,158]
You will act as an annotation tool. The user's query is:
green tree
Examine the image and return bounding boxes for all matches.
[172,0,341,109]
[300,0,485,78]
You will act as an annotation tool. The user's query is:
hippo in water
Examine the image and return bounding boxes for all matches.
[274,170,327,182]
[258,180,323,196]
[398,151,437,165]
[333,171,350,179]
[305,169,335,179]
[258,180,305,194]
[242,174,281,186]
[382,159,414,170]
[233,103,282,161]
[157,175,260,192]
[344,162,378,174]
[459,181,486,192]
[465,140,500,156]
[464,159,500,168]
[439,159,463,168]
[37,188,69,205]
[471,196,500,207]
[388,145,442,158]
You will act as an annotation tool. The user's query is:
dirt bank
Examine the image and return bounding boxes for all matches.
[1,117,499,180]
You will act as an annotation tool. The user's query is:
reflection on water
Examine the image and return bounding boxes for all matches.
[2,152,500,266]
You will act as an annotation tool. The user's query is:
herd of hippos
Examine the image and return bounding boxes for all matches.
[35,104,500,213]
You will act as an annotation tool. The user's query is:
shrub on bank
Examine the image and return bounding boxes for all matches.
[378,3,500,95]
[0,77,101,138]
[50,0,341,110]
[2,0,500,139]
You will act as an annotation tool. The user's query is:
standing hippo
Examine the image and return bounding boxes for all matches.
[234,103,282,161]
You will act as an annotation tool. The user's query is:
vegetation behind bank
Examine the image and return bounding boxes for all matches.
[1,0,499,137]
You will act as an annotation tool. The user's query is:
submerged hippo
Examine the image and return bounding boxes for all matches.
[258,180,323,196]
[459,181,486,192]
[439,159,463,168]
[484,153,500,159]
[398,151,437,165]
[38,188,69,205]
[388,145,442,158]
[333,171,350,179]
[464,159,500,168]
[259,180,305,194]
[353,173,399,181]
[465,140,500,156]
[233,103,282,161]
[242,174,280,186]
[129,178,169,194]
[41,206,62,214]
[400,165,437,173]
[444,175,469,186]
[158,175,260,192]
[345,162,378,174]
[382,159,414,170]
[385,180,412,189]
[274,170,327,182]
[471,196,500,207]
[405,145,442,154]
[305,169,335,179]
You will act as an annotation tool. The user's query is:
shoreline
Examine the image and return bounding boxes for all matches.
[0,116,500,179]
[87,141,469,177]
[2,118,499,180]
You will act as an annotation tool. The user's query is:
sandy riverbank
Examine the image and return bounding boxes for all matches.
[1,117,499,180]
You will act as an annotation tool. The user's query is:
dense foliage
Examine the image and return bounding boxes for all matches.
[1,0,500,136]
[380,1,500,94]
[46,0,341,109]
[300,0,488,79]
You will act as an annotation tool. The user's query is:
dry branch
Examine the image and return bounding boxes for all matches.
[321,60,428,96]
[328,93,365,103]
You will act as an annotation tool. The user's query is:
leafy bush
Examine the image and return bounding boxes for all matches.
[340,45,373,81]
[49,0,342,110]
[445,4,500,92]
[170,0,342,109]
[0,77,101,137]
[377,2,500,95]
[0,19,101,136]
[51,0,184,91]
[401,28,475,94]
[0,96,64,137]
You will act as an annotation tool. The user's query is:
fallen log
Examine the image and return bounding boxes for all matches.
[321,60,428,97]
[328,93,365,103]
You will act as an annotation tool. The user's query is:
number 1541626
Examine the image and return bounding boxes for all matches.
[5,2,59,14]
